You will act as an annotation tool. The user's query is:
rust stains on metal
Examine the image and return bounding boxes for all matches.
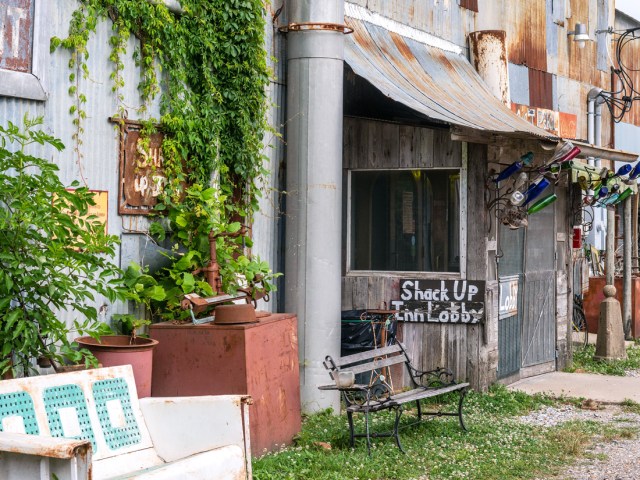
[389,32,416,64]
[344,16,552,139]
[507,0,547,71]
[468,30,510,105]
[459,0,479,13]
[278,22,353,34]
[528,68,553,110]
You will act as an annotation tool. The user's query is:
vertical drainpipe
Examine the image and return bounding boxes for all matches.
[285,0,344,412]
[587,88,606,252]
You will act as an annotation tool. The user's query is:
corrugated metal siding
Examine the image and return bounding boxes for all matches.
[346,0,475,48]
[528,69,554,109]
[508,63,530,105]
[612,32,640,127]
[344,15,554,138]
[596,0,609,71]
[0,0,164,338]
[459,0,478,12]
[252,1,287,312]
[507,0,548,72]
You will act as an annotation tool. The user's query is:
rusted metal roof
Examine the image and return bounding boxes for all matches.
[344,16,554,139]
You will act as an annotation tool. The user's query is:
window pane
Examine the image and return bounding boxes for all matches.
[350,169,460,273]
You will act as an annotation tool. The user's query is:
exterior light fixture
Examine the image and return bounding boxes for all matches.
[568,23,590,48]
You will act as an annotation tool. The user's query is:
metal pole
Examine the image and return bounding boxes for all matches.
[285,0,344,412]
[624,198,632,338]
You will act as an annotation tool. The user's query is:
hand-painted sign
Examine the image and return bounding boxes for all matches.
[392,279,485,324]
[112,118,167,215]
[499,276,519,319]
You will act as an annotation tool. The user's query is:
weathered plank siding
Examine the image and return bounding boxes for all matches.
[342,117,496,390]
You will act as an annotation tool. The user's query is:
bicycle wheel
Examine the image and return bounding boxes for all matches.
[572,304,589,349]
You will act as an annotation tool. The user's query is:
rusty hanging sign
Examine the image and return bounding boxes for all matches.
[391,279,485,324]
[111,118,166,215]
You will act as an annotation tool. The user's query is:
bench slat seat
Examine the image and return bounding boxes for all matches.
[321,341,469,454]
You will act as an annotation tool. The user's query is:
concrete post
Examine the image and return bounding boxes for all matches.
[284,0,344,412]
[594,285,627,361]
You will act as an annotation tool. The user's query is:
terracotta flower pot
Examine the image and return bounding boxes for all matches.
[75,335,159,398]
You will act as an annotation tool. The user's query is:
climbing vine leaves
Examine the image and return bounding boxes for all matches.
[51,0,271,216]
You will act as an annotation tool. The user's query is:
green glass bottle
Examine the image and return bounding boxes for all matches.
[527,194,558,214]
[612,188,634,205]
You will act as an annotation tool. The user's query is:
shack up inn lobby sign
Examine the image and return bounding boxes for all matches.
[392,279,485,324]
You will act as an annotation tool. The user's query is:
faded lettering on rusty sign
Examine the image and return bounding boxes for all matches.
[0,0,34,73]
[114,119,167,215]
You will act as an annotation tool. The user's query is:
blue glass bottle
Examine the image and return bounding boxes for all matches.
[494,152,534,183]
[522,178,551,206]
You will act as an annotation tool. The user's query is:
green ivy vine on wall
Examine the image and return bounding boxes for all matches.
[50,0,270,216]
[49,0,277,321]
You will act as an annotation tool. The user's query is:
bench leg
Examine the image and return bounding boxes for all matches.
[347,411,356,449]
[457,388,468,431]
[364,410,371,455]
[393,406,405,453]
[415,399,422,421]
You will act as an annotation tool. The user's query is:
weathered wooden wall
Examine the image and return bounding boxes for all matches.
[487,142,573,379]
[342,117,496,390]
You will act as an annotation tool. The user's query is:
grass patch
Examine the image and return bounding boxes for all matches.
[621,399,640,415]
[252,385,615,480]
[565,344,640,375]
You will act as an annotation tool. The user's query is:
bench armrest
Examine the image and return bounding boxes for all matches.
[318,383,369,392]
[0,432,91,459]
[0,432,92,480]
[318,382,393,408]
[139,395,252,464]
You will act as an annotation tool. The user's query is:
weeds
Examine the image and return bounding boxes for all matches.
[252,385,630,480]
[621,399,640,414]
[566,344,640,375]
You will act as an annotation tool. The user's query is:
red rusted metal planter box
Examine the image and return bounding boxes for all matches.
[150,313,301,456]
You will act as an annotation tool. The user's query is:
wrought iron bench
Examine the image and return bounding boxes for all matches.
[320,342,469,454]
[0,365,252,479]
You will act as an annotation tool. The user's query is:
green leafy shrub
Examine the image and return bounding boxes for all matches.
[0,117,126,375]
[150,183,279,321]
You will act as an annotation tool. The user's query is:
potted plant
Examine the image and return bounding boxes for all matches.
[75,263,165,397]
[0,117,125,377]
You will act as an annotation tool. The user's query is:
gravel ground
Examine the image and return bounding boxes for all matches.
[522,393,640,480]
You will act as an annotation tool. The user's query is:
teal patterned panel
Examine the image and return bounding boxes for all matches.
[0,391,39,435]
[93,378,141,450]
[43,384,96,451]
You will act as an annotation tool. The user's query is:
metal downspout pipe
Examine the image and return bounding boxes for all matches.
[587,88,604,250]
[284,0,344,412]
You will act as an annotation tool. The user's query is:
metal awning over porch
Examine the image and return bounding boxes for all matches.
[343,8,552,139]
[343,4,639,163]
